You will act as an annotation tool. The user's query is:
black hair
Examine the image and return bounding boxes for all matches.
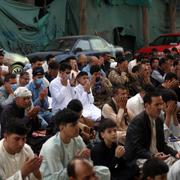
[98,118,117,140]
[4,73,16,83]
[143,158,169,179]
[172,47,178,52]
[164,72,178,81]
[67,159,76,178]
[46,54,55,62]
[163,48,171,54]
[54,108,80,127]
[132,65,140,73]
[173,59,180,67]
[76,71,88,80]
[48,61,59,70]
[67,99,83,113]
[19,71,29,77]
[143,91,160,104]
[30,56,44,64]
[159,57,169,66]
[112,84,127,97]
[161,89,178,103]
[59,62,72,72]
[150,57,159,66]
[4,120,29,135]
[90,65,101,75]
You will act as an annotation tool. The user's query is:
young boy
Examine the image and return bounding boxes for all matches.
[75,71,101,121]
[91,118,134,180]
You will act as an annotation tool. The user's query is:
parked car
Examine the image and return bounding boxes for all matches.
[135,33,180,58]
[27,35,123,63]
[3,50,29,74]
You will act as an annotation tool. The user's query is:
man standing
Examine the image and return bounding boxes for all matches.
[0,120,42,179]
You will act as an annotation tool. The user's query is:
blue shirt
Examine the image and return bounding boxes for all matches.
[27,82,49,111]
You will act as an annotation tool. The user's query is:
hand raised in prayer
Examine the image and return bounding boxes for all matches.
[115,145,125,158]
[27,106,40,118]
[153,152,170,161]
[39,88,48,101]
[175,152,180,159]
[4,82,13,95]
[75,148,90,159]
[84,80,91,92]
[21,155,43,179]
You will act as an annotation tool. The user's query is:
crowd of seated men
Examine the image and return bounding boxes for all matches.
[0,48,180,180]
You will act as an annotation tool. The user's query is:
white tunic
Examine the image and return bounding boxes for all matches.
[0,139,37,180]
[126,93,144,120]
[49,76,75,113]
[74,84,101,121]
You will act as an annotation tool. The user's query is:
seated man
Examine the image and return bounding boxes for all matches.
[0,120,42,179]
[67,158,98,180]
[0,73,17,106]
[90,65,112,108]
[49,63,76,113]
[161,89,180,151]
[27,67,52,129]
[102,85,130,144]
[91,118,134,180]
[75,71,101,121]
[142,158,169,180]
[40,108,110,180]
[40,108,90,179]
[125,91,180,171]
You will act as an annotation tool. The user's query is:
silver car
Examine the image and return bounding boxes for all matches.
[3,50,29,74]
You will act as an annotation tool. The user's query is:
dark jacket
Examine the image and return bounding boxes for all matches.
[91,141,134,180]
[125,111,177,164]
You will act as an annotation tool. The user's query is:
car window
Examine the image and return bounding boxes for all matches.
[75,40,91,50]
[45,39,76,51]
[90,38,108,50]
[151,35,180,46]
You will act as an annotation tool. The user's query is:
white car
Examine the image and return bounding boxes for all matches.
[3,50,29,74]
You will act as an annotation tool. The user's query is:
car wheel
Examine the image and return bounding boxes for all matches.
[11,63,24,74]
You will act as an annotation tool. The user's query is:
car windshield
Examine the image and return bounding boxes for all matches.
[90,38,108,50]
[45,39,76,51]
[150,35,180,46]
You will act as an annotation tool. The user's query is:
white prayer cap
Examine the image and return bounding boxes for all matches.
[14,87,32,97]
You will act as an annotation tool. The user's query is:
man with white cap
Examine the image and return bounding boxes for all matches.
[0,87,40,138]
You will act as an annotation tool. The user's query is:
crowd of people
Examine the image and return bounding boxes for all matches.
[0,47,180,180]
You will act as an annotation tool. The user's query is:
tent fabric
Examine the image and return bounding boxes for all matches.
[0,0,66,54]
[97,0,152,7]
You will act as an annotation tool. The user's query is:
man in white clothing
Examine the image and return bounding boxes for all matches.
[75,71,101,121]
[49,62,76,113]
[40,108,110,180]
[0,120,42,180]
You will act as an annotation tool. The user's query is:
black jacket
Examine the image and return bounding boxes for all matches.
[125,111,177,164]
[91,141,134,180]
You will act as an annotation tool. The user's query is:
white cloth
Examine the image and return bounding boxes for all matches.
[74,84,101,121]
[49,76,76,112]
[164,116,180,151]
[168,160,180,180]
[128,59,137,73]
[126,93,144,119]
[0,139,37,180]
[0,65,9,73]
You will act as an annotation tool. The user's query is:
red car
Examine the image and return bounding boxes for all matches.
[136,33,180,57]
